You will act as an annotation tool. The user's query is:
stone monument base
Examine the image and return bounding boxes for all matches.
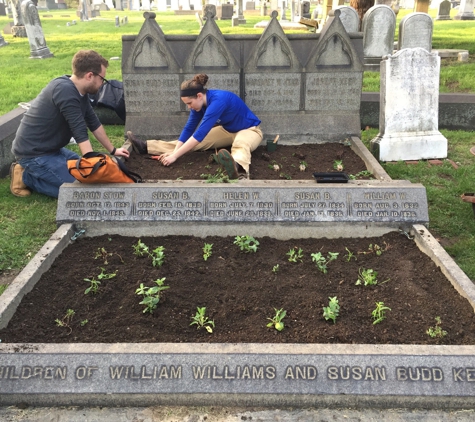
[370,131,448,162]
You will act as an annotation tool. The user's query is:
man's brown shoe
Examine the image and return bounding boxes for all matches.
[10,163,31,197]
[126,131,147,155]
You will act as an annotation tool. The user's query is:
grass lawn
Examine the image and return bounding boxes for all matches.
[1,8,475,287]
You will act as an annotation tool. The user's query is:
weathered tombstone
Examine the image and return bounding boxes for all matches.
[131,0,140,10]
[245,1,255,10]
[454,0,475,20]
[21,0,54,59]
[0,33,8,47]
[398,12,433,52]
[370,48,447,161]
[335,5,359,33]
[374,0,391,4]
[115,14,119,26]
[10,0,27,37]
[260,1,267,16]
[270,0,278,12]
[0,3,6,16]
[237,0,246,23]
[217,3,233,19]
[245,10,302,113]
[435,0,452,20]
[105,0,115,9]
[300,1,311,18]
[280,0,288,20]
[362,5,396,70]
[304,8,363,140]
[141,0,151,10]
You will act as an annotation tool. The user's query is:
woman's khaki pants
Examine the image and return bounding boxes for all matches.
[146,125,263,173]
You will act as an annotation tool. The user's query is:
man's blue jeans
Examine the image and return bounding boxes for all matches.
[19,148,79,198]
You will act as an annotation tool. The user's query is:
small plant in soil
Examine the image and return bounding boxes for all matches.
[287,247,303,263]
[80,319,88,326]
[372,302,391,324]
[333,160,344,171]
[151,246,165,267]
[55,309,75,334]
[323,296,340,324]
[97,267,117,281]
[311,251,339,274]
[272,264,279,273]
[234,235,259,253]
[356,268,379,286]
[94,247,124,265]
[190,307,215,333]
[202,243,213,261]
[279,172,292,180]
[132,239,149,257]
[200,168,235,183]
[427,316,448,339]
[299,161,307,172]
[344,247,356,262]
[269,161,280,172]
[135,278,170,314]
[84,276,100,295]
[349,170,373,180]
[267,308,286,331]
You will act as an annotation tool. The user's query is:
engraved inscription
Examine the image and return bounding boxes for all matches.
[245,74,300,111]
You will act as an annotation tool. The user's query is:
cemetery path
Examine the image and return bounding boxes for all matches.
[124,143,370,181]
[2,232,475,345]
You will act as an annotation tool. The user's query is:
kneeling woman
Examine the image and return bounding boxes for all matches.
[128,73,263,179]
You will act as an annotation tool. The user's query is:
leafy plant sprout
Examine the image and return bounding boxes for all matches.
[135,278,170,314]
[372,302,391,324]
[272,264,280,273]
[299,161,307,171]
[311,251,339,274]
[94,247,124,265]
[203,243,213,261]
[349,170,373,180]
[333,160,344,171]
[55,309,75,334]
[234,235,259,253]
[97,267,117,281]
[190,307,215,333]
[427,316,448,339]
[84,276,100,295]
[344,247,356,262]
[80,319,89,326]
[132,239,149,257]
[267,308,287,331]
[151,246,165,267]
[200,168,236,183]
[323,296,340,323]
[279,173,292,180]
[287,247,303,263]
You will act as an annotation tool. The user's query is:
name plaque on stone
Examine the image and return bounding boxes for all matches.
[57,182,429,224]
[245,73,301,112]
[1,349,475,398]
[123,74,180,113]
[305,73,362,111]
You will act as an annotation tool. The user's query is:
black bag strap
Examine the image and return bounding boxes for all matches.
[75,152,106,179]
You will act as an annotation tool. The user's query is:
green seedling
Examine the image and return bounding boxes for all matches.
[84,277,100,295]
[279,173,292,180]
[299,161,307,171]
[267,308,287,331]
[190,307,215,333]
[333,160,344,171]
[311,251,339,274]
[135,278,170,314]
[80,319,89,326]
[234,235,259,253]
[200,168,235,183]
[427,316,448,339]
[151,246,165,267]
[55,309,75,334]
[368,243,382,256]
[272,264,280,273]
[287,247,303,263]
[372,302,391,324]
[356,268,378,286]
[323,296,340,323]
[344,247,356,262]
[97,267,117,281]
[132,239,149,257]
[349,170,373,180]
[203,243,213,261]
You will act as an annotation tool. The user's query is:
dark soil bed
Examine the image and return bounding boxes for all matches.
[124,143,370,181]
[2,232,475,345]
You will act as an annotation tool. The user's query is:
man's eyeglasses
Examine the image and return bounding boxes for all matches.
[92,72,109,85]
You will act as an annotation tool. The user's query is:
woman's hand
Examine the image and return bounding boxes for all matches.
[161,154,177,166]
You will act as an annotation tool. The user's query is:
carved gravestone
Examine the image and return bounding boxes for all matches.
[0,33,8,47]
[334,6,359,33]
[370,48,447,161]
[454,0,475,20]
[10,0,27,37]
[300,1,311,18]
[362,5,396,69]
[217,4,233,19]
[398,12,433,52]
[435,0,451,20]
[21,0,54,59]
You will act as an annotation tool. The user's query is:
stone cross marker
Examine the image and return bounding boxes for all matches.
[21,0,54,59]
[370,48,447,161]
[362,5,396,68]
[398,12,433,52]
[435,0,452,21]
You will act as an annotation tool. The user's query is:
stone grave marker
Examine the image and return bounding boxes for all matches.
[0,3,6,16]
[454,0,475,20]
[0,33,8,47]
[435,0,452,20]
[21,0,54,59]
[141,0,151,10]
[362,5,396,70]
[370,48,448,161]
[217,3,233,19]
[398,12,433,52]
[334,5,359,33]
[131,0,140,11]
